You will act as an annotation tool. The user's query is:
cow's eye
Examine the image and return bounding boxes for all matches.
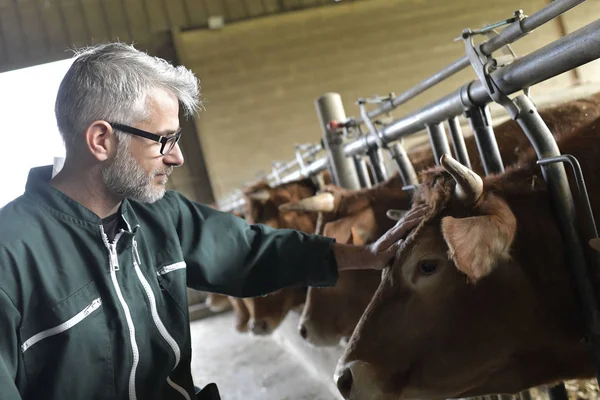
[419,260,438,275]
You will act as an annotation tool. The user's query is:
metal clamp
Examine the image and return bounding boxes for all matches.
[460,10,527,119]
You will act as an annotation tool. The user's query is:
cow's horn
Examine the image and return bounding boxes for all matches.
[247,189,271,201]
[386,209,407,221]
[278,192,335,212]
[440,154,483,205]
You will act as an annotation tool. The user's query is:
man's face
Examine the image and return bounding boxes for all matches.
[102,87,184,203]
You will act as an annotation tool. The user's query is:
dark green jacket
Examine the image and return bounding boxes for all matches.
[0,166,337,400]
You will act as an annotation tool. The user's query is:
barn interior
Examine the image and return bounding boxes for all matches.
[2,0,600,399]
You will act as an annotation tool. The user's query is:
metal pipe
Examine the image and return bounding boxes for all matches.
[343,18,600,157]
[266,144,323,183]
[466,105,504,175]
[359,0,586,122]
[514,94,600,386]
[279,157,329,185]
[426,123,451,166]
[353,156,372,188]
[316,93,361,190]
[447,116,472,169]
[366,148,388,184]
[389,142,419,186]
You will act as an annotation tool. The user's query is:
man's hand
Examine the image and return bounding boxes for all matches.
[332,205,428,271]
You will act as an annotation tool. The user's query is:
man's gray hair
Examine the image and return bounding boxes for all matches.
[55,42,201,152]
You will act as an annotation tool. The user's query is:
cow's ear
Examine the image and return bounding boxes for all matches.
[440,196,516,283]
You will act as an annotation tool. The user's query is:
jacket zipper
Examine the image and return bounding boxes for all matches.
[132,239,191,400]
[101,227,140,400]
[157,261,187,276]
[21,298,102,353]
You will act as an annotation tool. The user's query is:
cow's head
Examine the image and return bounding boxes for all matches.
[299,207,384,346]
[334,155,590,399]
[242,286,307,335]
[286,179,412,346]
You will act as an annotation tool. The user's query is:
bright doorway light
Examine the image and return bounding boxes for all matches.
[0,58,73,208]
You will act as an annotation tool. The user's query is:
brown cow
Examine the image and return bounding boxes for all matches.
[227,175,326,335]
[333,114,600,399]
[286,93,600,347]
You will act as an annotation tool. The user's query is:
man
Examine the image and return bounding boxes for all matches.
[0,43,424,400]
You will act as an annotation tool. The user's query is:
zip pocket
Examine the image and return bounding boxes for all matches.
[21,298,102,353]
[157,261,186,276]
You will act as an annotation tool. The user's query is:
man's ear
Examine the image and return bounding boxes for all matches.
[440,197,516,283]
[86,121,115,161]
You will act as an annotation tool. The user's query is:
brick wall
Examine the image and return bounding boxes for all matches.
[174,0,599,200]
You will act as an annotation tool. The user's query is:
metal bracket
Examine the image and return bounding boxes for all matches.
[537,154,599,242]
[460,10,528,119]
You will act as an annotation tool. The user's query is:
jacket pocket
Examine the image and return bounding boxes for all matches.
[156,261,189,312]
[20,281,114,399]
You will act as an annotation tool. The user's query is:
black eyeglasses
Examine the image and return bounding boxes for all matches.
[109,122,182,155]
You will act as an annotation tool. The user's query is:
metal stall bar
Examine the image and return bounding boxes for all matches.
[466,105,504,175]
[389,142,419,186]
[515,94,600,385]
[447,116,472,168]
[426,123,452,166]
[315,93,361,190]
[353,156,372,188]
[355,0,586,123]
[343,18,600,157]
[280,157,329,185]
[366,148,388,184]
[265,143,323,184]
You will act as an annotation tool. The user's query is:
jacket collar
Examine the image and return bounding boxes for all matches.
[24,165,138,230]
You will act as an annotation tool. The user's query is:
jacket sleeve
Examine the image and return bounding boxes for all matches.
[165,192,338,297]
[0,287,23,400]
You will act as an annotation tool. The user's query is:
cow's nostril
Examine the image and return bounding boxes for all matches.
[336,367,353,398]
[299,324,308,339]
[250,319,269,335]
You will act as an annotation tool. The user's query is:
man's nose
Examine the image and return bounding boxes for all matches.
[164,143,184,167]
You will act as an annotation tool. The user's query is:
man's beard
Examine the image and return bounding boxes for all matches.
[102,141,173,203]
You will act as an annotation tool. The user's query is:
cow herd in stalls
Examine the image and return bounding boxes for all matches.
[204,92,600,400]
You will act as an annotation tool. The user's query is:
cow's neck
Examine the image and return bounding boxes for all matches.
[490,164,596,380]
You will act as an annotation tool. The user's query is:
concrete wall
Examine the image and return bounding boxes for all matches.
[174,0,599,201]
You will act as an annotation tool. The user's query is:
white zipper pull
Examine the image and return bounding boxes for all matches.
[132,239,142,267]
[110,243,120,271]
[83,298,103,317]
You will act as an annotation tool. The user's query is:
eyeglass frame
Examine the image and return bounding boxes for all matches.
[108,122,182,155]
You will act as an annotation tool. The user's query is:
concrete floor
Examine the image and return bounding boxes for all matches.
[190,311,341,400]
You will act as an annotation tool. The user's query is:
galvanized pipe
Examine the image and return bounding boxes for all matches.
[279,156,329,185]
[315,93,361,190]
[389,142,419,186]
[514,94,600,386]
[426,123,452,166]
[343,18,600,157]
[447,116,472,169]
[358,0,586,123]
[366,148,388,184]
[353,156,372,188]
[466,105,504,175]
